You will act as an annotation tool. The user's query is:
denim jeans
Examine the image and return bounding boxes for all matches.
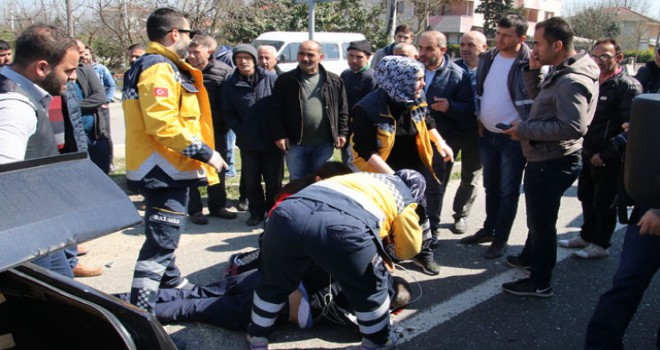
[32,250,73,278]
[285,143,334,181]
[479,130,526,241]
[518,153,581,287]
[585,207,660,349]
[226,129,237,177]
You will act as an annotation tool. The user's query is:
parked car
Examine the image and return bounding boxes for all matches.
[0,153,177,349]
[252,31,366,76]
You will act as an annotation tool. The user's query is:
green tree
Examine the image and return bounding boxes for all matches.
[475,0,515,39]
[221,0,386,48]
[568,7,620,45]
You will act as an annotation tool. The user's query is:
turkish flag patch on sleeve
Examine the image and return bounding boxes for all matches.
[154,87,169,97]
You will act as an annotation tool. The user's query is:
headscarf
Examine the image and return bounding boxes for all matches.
[375,56,428,122]
[394,169,426,204]
[375,55,424,104]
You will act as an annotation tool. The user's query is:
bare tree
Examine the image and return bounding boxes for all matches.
[410,0,445,35]
[568,5,620,45]
[602,0,650,13]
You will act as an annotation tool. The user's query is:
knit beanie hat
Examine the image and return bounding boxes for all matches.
[232,44,257,66]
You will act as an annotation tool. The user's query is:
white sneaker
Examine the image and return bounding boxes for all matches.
[574,244,609,259]
[558,235,589,248]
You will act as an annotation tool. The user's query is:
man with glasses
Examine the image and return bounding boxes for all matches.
[122,7,226,316]
[559,39,641,258]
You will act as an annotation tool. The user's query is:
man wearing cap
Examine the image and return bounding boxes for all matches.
[340,39,378,163]
[247,170,427,350]
[221,44,281,227]
[186,33,235,224]
[270,40,349,180]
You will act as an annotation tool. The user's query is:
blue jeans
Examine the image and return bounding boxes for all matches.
[32,250,73,278]
[518,153,581,287]
[585,207,660,349]
[285,143,334,181]
[479,130,526,241]
[226,129,237,177]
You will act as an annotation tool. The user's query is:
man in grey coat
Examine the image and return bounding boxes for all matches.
[501,17,599,297]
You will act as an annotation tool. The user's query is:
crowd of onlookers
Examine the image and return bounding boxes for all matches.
[1,7,660,350]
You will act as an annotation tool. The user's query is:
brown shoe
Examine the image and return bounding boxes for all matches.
[72,263,104,277]
[77,245,89,256]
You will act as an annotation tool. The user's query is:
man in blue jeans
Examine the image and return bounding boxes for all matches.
[269,40,348,180]
[585,207,660,348]
[501,17,599,297]
[459,15,538,260]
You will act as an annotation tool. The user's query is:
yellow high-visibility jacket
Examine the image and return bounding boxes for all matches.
[122,42,218,185]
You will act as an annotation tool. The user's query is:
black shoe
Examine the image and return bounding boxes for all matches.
[209,207,238,219]
[246,215,264,226]
[431,227,442,238]
[451,217,468,234]
[502,278,553,298]
[238,198,249,212]
[459,228,493,245]
[505,255,531,275]
[189,212,208,225]
[412,254,441,275]
[170,335,187,350]
[483,240,507,259]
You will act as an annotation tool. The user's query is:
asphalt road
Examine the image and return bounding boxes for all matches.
[85,105,660,350]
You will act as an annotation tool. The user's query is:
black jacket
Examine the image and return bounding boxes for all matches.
[582,71,642,163]
[200,59,232,136]
[635,61,660,93]
[221,67,278,151]
[269,65,349,146]
[76,65,109,139]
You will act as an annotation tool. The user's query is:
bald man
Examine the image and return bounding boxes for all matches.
[269,40,349,181]
[417,31,475,263]
[393,42,419,60]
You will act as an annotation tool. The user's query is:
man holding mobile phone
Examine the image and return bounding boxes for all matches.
[459,15,541,260]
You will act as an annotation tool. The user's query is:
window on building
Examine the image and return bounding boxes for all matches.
[440,4,451,15]
[397,1,405,15]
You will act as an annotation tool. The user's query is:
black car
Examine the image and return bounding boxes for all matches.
[0,153,177,349]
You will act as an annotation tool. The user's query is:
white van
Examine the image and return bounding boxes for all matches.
[251,31,366,76]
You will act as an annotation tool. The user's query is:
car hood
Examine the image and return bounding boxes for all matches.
[0,152,141,271]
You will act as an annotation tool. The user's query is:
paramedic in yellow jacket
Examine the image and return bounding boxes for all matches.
[349,55,453,276]
[122,8,226,314]
[248,169,426,349]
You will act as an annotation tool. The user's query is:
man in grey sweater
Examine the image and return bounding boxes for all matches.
[500,17,599,297]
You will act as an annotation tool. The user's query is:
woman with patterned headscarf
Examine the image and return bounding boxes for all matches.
[348,55,453,276]
[349,55,453,175]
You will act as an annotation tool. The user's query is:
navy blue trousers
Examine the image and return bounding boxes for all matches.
[248,198,392,344]
[130,186,188,313]
[585,207,660,349]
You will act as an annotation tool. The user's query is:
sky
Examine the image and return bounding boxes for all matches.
[562,0,660,19]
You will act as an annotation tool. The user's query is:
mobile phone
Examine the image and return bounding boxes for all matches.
[495,123,512,130]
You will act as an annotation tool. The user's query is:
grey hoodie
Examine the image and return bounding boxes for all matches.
[517,51,599,162]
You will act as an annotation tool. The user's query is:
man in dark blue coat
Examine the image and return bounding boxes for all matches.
[221,44,281,226]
